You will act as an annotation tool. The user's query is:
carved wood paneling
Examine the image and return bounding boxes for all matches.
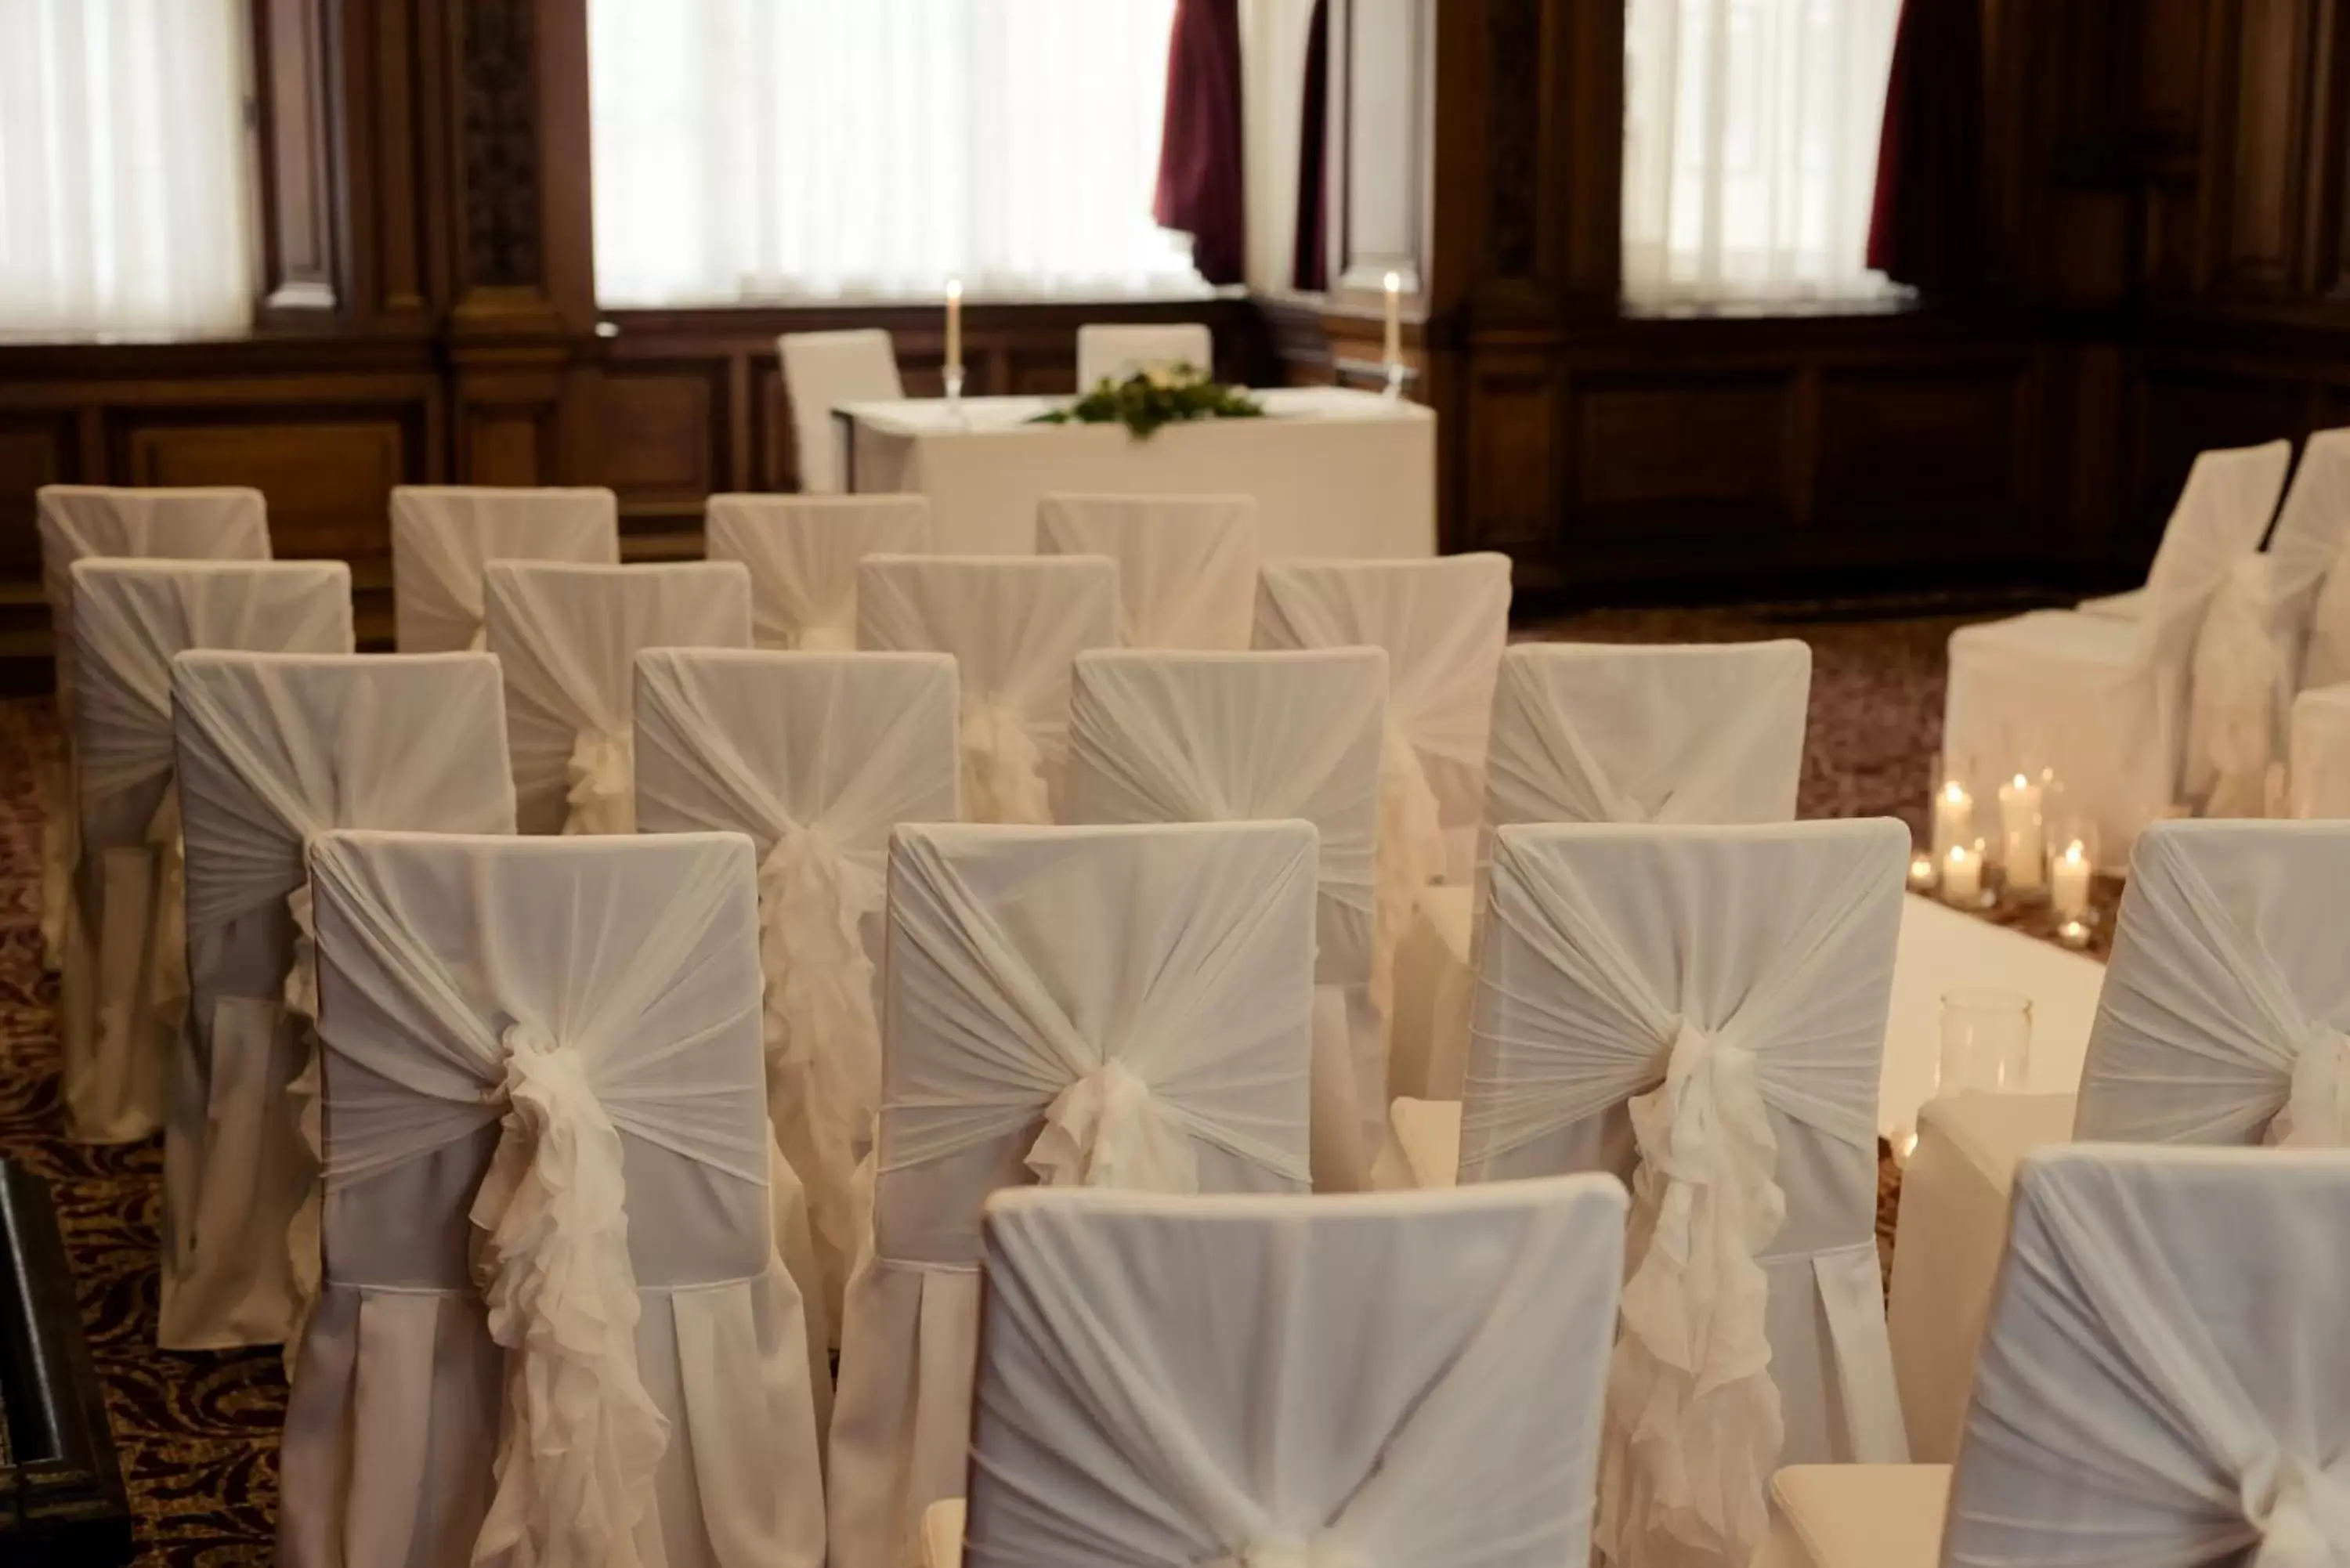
[1464,365,1560,552]
[461,0,541,292]
[2221,0,2314,293]
[1484,0,1542,279]
[251,0,341,313]
[122,417,410,559]
[598,368,724,504]
[0,420,73,579]
[1814,367,2030,533]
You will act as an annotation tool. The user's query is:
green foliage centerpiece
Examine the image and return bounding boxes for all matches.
[1029,362,1264,439]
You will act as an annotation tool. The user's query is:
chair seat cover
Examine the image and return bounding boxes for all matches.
[389,486,620,653]
[1036,493,1260,650]
[705,493,931,650]
[826,821,1318,1568]
[278,832,824,1568]
[484,561,753,834]
[161,652,515,1353]
[2291,684,2350,818]
[64,560,352,1144]
[955,1179,1628,1568]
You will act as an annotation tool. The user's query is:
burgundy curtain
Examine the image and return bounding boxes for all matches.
[1866,0,1986,294]
[1292,0,1330,291]
[1154,0,1246,286]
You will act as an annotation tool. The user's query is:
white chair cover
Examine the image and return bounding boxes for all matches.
[1942,1144,2350,1567]
[2073,819,2350,1148]
[64,561,352,1145]
[1459,818,1911,1568]
[1073,323,1214,388]
[634,647,960,1334]
[780,329,904,494]
[1254,554,1512,892]
[1944,441,2292,865]
[2077,435,2297,620]
[483,561,753,835]
[826,820,1319,1568]
[1063,648,1386,1190]
[163,652,515,1355]
[705,493,931,650]
[2301,441,2350,695]
[277,831,825,1568]
[2291,684,2350,818]
[36,484,270,972]
[389,485,620,653]
[952,1177,1629,1568]
[856,555,1119,824]
[1036,493,1259,651]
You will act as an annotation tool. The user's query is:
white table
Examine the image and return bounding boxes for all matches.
[840,386,1436,558]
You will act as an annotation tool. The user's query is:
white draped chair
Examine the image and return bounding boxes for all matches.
[1889,818,2350,1463]
[920,1176,1629,1568]
[483,561,752,835]
[1945,441,2292,865]
[277,831,826,1568]
[1381,818,1913,1568]
[634,647,960,1342]
[1036,493,1258,650]
[705,493,931,650]
[856,556,1119,824]
[2076,439,2298,620]
[1073,323,1213,388]
[2182,428,2350,815]
[1766,1145,2350,1568]
[1391,638,1813,1100]
[37,484,270,973]
[389,485,620,653]
[63,561,352,1146]
[1063,648,1386,1190]
[2292,683,2350,817]
[163,652,515,1354]
[826,820,1320,1568]
[780,328,904,494]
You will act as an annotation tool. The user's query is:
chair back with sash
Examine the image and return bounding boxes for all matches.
[706,493,930,650]
[1037,493,1258,651]
[389,485,619,653]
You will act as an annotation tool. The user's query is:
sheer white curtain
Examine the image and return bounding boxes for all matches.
[0,0,252,339]
[1621,0,1903,309]
[589,0,1205,306]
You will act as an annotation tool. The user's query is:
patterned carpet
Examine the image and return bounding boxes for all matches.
[0,602,2102,1566]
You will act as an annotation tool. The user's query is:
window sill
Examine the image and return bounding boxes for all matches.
[1615,291,1918,322]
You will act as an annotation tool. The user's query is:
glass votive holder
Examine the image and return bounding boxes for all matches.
[1907,850,1938,892]
[1939,988,2034,1095]
[1940,841,1994,910]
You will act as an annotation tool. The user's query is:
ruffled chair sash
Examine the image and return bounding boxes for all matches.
[1373,721,1445,1017]
[959,698,1050,825]
[1026,1059,1201,1191]
[565,728,638,835]
[2186,554,2285,818]
[148,784,190,1027]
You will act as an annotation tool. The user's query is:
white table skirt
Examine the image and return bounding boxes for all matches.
[842,387,1437,558]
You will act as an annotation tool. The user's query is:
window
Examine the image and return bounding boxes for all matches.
[0,0,253,340]
[1621,0,1904,309]
[588,0,1204,308]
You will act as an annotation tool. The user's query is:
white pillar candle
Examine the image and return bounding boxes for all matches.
[2050,840,2092,919]
[945,279,963,376]
[1383,270,1402,366]
[1942,844,1983,906]
[1999,773,2045,891]
[1932,779,1974,860]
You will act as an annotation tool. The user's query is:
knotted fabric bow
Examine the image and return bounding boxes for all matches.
[563,728,637,836]
[2279,1028,2350,1148]
[1372,721,1445,1018]
[1198,1534,1370,1568]
[2242,1451,2350,1567]
[1596,1017,1788,1568]
[1027,1059,1200,1191]
[469,1021,669,1568]
[282,876,324,1363]
[148,783,190,1028]
[960,697,1051,825]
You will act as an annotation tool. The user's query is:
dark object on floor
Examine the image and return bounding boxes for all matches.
[0,1160,132,1564]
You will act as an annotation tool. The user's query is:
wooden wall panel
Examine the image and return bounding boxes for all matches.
[1814,369,2027,526]
[0,421,73,581]
[1462,365,1560,553]
[597,368,723,506]
[2220,0,2312,294]
[1576,381,1790,510]
[119,417,409,559]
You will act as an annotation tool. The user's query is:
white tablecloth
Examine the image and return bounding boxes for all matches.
[842,387,1436,558]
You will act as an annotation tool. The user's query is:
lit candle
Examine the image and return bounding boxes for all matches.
[944,279,963,378]
[1999,773,2044,891]
[1932,779,1974,861]
[2056,918,2092,950]
[1942,844,1983,906]
[1908,851,1937,892]
[2050,839,2092,920]
[1383,271,1401,367]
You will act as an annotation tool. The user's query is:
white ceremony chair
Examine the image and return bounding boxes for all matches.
[1383,818,1913,1568]
[2292,682,2350,817]
[1888,818,2350,1461]
[706,493,931,650]
[1766,1145,2350,1568]
[277,832,825,1568]
[1036,493,1259,650]
[1392,639,1813,1100]
[634,647,960,1340]
[2075,438,2297,620]
[826,820,1320,1568]
[63,560,352,1146]
[36,484,270,973]
[857,555,1119,824]
[780,328,904,494]
[161,652,514,1353]
[1064,648,1386,1190]
[920,1176,1629,1568]
[1073,323,1214,388]
[483,560,752,834]
[389,484,620,653]
[1943,441,2292,865]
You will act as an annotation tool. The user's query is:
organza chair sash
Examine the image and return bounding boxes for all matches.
[2186,554,2289,817]
[389,486,618,654]
[704,493,929,652]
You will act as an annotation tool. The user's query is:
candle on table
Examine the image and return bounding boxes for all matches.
[1932,779,1974,861]
[2050,840,2092,920]
[945,278,963,378]
[1999,773,2045,891]
[1942,844,1983,906]
[1383,271,1402,367]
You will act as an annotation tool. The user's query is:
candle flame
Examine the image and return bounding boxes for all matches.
[2062,840,2087,864]
[1947,845,1969,865]
[2012,772,2030,789]
[1383,270,1401,293]
[1941,780,1968,803]
[945,279,962,300]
